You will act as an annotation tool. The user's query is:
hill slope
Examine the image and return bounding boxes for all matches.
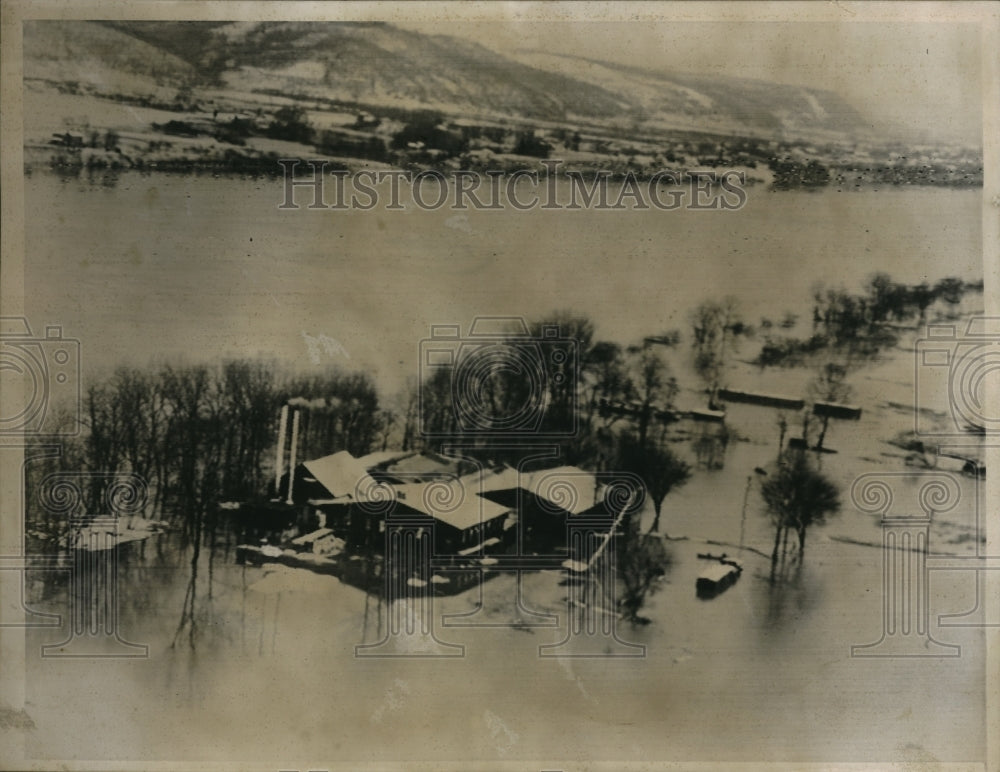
[25,20,864,139]
[24,21,195,96]
[511,50,863,136]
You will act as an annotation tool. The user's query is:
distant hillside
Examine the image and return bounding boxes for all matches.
[24,21,195,96]
[87,20,629,121]
[511,50,864,137]
[25,20,866,140]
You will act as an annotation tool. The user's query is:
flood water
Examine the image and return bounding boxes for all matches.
[18,170,988,765]
[25,171,981,392]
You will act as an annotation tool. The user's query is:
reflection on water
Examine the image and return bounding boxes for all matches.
[760,562,822,634]
[22,513,985,763]
[25,170,983,398]
[50,165,280,190]
[18,170,988,763]
[17,386,989,762]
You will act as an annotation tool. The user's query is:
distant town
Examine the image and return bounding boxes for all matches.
[23,21,982,187]
[32,86,983,189]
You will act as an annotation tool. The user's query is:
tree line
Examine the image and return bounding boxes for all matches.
[757,273,980,368]
[25,361,389,548]
[28,269,974,551]
[24,270,980,629]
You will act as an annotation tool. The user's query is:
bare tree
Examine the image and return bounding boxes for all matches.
[775,412,788,460]
[376,409,397,451]
[397,377,419,451]
[690,297,748,409]
[583,340,629,432]
[760,451,840,580]
[611,432,686,622]
[808,361,852,451]
[617,434,690,533]
[531,311,594,432]
[618,522,671,624]
[934,277,966,319]
[627,347,678,449]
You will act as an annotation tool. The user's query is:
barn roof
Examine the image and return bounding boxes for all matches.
[465,465,604,516]
[356,449,416,471]
[524,466,602,515]
[370,451,467,483]
[302,451,383,502]
[392,481,510,532]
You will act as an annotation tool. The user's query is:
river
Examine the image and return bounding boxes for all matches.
[18,170,987,766]
[24,171,982,393]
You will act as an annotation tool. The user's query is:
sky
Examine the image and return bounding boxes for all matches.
[397,19,983,144]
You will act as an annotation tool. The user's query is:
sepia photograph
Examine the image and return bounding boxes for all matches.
[0,2,997,770]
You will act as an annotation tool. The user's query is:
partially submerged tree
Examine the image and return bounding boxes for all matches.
[612,428,687,622]
[617,522,671,624]
[934,277,966,318]
[530,311,594,436]
[910,282,935,324]
[866,272,905,327]
[690,297,748,408]
[617,434,691,533]
[760,451,841,579]
[775,412,788,460]
[583,340,629,432]
[808,361,852,451]
[627,347,678,449]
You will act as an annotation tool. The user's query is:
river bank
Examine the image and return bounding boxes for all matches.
[24,82,983,188]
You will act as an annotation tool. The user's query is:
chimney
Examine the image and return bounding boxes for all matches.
[286,409,301,506]
[274,404,289,496]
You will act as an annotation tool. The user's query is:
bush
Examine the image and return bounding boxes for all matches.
[267,106,314,145]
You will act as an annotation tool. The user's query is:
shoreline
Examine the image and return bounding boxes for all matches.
[24,147,985,192]
[23,81,983,188]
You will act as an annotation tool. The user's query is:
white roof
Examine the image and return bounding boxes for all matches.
[459,466,521,493]
[525,466,602,515]
[698,563,740,582]
[393,481,510,531]
[355,449,415,470]
[366,451,466,482]
[461,465,603,515]
[302,451,383,502]
[291,528,334,545]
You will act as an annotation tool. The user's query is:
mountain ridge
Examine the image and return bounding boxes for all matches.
[26,20,866,141]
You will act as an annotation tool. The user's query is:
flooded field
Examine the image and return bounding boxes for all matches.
[15,170,988,765]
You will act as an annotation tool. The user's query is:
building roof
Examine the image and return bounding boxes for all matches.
[465,465,604,516]
[355,449,416,471]
[524,466,603,515]
[698,563,741,583]
[392,481,510,532]
[459,466,522,493]
[301,451,383,502]
[291,528,334,546]
[375,451,467,482]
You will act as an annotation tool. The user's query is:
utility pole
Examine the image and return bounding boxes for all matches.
[739,467,768,552]
[739,475,752,552]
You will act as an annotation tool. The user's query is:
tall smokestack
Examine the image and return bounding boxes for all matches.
[274,404,289,496]
[286,409,301,506]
